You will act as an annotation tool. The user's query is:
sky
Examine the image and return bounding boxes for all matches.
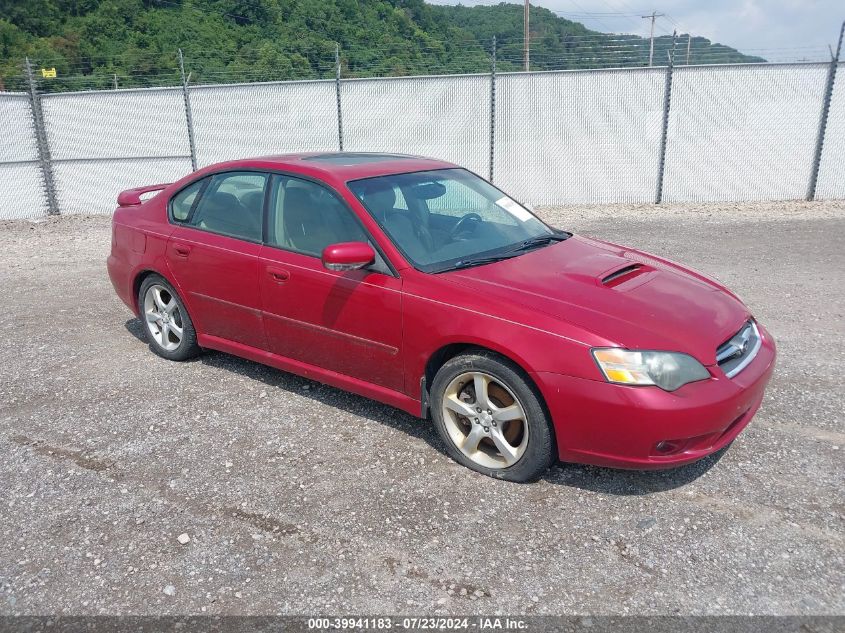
[426,0,844,61]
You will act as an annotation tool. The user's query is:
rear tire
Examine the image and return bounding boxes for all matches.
[138,274,201,361]
[430,350,555,482]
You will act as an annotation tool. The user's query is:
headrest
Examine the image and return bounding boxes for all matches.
[239,190,264,212]
[359,182,396,213]
[203,191,239,214]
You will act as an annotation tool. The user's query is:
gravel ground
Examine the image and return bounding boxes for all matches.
[0,200,843,616]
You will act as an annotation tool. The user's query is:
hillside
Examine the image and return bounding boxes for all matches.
[434,3,764,70]
[0,0,765,91]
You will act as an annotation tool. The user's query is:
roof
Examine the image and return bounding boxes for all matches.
[199,152,459,183]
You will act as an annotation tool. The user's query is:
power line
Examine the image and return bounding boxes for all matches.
[561,1,616,33]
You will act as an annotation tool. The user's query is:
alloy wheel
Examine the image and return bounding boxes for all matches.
[441,371,529,469]
[143,284,184,352]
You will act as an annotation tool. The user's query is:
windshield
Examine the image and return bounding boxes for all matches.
[347,168,556,273]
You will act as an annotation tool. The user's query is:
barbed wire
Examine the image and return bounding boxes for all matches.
[5,35,836,94]
[7,0,834,94]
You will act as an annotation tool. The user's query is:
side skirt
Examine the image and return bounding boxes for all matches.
[197,334,422,418]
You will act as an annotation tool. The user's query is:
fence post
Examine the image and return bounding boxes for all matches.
[806,20,844,201]
[335,43,344,152]
[25,58,59,216]
[178,49,198,171]
[489,35,496,182]
[655,32,677,205]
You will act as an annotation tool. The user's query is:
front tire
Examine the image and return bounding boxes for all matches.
[138,274,200,361]
[430,350,555,482]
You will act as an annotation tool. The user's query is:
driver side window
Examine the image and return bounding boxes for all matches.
[266,176,369,257]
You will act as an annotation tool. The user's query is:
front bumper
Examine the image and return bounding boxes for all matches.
[533,324,776,470]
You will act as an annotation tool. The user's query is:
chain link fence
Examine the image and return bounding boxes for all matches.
[816,62,845,199]
[494,67,666,204]
[663,63,829,202]
[0,91,50,219]
[190,80,339,166]
[343,74,491,178]
[1,53,843,219]
[40,87,193,215]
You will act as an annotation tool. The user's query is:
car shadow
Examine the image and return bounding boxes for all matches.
[126,320,439,449]
[197,350,445,452]
[125,317,722,495]
[543,447,727,494]
[124,317,147,343]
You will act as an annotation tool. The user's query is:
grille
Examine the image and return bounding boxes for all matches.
[716,320,761,378]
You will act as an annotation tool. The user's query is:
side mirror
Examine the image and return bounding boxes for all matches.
[321,242,376,272]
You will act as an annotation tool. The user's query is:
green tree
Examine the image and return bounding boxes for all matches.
[0,0,764,92]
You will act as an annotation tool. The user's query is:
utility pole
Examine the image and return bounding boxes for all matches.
[641,10,665,66]
[524,0,530,72]
[686,33,692,65]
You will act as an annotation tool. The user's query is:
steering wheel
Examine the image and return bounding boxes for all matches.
[449,212,483,240]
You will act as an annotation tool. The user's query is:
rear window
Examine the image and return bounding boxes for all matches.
[170,179,206,221]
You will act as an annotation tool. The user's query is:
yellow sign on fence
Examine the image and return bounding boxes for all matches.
[41,68,57,78]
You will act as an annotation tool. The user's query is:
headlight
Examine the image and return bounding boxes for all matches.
[591,348,710,392]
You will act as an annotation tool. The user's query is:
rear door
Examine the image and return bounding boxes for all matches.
[258,175,405,392]
[166,171,269,350]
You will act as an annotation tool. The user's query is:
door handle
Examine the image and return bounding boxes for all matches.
[173,244,191,258]
[267,267,290,282]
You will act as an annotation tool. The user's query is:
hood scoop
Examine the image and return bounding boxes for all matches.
[601,263,646,287]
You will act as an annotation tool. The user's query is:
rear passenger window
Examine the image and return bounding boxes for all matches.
[170,179,206,221]
[189,172,268,242]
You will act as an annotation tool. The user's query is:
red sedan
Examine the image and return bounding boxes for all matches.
[107,153,775,482]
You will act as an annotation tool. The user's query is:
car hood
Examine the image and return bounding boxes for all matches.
[440,235,749,365]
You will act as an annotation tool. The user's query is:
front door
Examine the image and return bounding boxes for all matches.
[258,175,404,392]
[166,171,269,350]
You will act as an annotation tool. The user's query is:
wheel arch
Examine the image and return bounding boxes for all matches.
[421,341,547,419]
[132,268,179,314]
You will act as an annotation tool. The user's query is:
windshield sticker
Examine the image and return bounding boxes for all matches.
[495,196,532,222]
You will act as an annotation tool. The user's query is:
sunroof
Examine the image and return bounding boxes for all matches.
[303,152,417,165]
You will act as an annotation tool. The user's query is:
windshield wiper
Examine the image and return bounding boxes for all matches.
[436,253,519,273]
[435,232,571,273]
[511,232,570,252]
